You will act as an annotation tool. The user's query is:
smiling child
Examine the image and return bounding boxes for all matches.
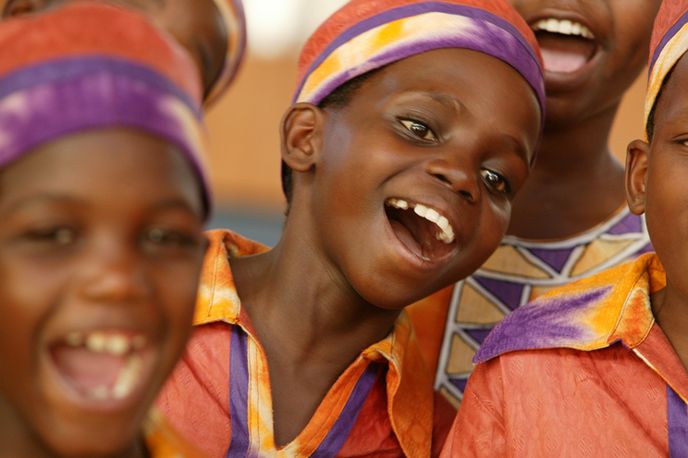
[156,1,545,456]
[1,0,246,104]
[441,1,688,454]
[418,0,662,407]
[0,3,211,456]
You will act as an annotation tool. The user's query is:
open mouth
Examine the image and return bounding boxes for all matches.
[532,18,598,74]
[49,330,150,402]
[385,197,456,263]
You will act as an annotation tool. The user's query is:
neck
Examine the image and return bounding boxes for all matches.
[652,284,688,371]
[508,103,627,239]
[232,219,401,370]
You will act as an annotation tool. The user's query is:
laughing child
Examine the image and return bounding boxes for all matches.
[156,0,546,456]
[0,3,212,456]
[421,0,662,406]
[441,1,688,454]
[2,0,247,104]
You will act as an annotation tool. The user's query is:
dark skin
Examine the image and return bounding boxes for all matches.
[0,129,206,457]
[506,0,660,239]
[2,0,228,98]
[231,48,541,445]
[627,54,688,372]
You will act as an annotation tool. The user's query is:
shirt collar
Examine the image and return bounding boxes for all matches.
[194,228,434,457]
[476,253,666,364]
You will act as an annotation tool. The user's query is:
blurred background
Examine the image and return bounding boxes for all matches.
[206,0,647,246]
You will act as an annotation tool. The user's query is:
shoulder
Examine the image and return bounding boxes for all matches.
[475,253,659,363]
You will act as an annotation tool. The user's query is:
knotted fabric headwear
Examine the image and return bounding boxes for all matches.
[0,2,212,216]
[206,0,247,105]
[293,0,545,116]
[645,0,688,138]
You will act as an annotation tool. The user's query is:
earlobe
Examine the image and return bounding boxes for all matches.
[2,0,45,17]
[280,103,325,173]
[626,139,650,215]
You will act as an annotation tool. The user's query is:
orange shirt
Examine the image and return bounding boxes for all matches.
[441,253,688,456]
[157,230,450,457]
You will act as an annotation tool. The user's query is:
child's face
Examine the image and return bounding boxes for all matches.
[508,0,660,127]
[0,129,206,455]
[295,48,540,310]
[627,54,688,300]
[3,0,229,98]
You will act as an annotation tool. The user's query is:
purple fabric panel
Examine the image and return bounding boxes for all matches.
[474,286,612,363]
[473,276,524,311]
[0,56,199,117]
[667,386,688,457]
[528,247,575,273]
[227,327,250,457]
[0,71,210,214]
[463,328,492,346]
[650,10,688,74]
[311,363,381,457]
[607,212,644,236]
[449,376,468,394]
[294,2,542,105]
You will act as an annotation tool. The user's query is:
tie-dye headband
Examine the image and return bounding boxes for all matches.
[206,0,247,105]
[0,2,211,216]
[645,0,688,137]
[293,0,545,115]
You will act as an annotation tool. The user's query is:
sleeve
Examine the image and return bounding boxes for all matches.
[439,360,507,457]
[155,323,232,458]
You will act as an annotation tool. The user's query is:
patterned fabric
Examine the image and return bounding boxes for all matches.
[206,0,247,105]
[0,2,210,214]
[422,206,651,405]
[157,230,446,458]
[441,252,688,456]
[646,0,688,135]
[293,0,545,115]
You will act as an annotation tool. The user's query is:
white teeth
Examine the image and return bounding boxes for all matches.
[386,199,456,244]
[105,335,130,356]
[86,333,107,352]
[113,355,143,400]
[533,18,594,39]
[89,385,110,401]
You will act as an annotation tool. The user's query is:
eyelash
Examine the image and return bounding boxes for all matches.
[398,118,438,142]
[480,168,510,195]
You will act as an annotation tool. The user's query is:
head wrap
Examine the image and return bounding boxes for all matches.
[0,2,211,216]
[645,0,688,137]
[292,0,545,115]
[206,0,247,105]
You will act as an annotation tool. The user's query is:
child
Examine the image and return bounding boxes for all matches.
[441,2,688,454]
[2,0,247,104]
[157,0,545,456]
[0,3,211,456]
[421,0,662,406]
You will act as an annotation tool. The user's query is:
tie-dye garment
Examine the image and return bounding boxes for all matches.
[440,252,688,456]
[157,230,451,457]
[408,205,651,407]
[144,409,205,457]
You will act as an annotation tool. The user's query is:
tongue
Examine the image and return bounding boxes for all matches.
[537,33,595,74]
[51,345,125,394]
[390,219,426,260]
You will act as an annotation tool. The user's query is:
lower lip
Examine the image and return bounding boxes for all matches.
[383,212,458,272]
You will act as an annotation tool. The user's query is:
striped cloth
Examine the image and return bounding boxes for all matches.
[206,0,247,105]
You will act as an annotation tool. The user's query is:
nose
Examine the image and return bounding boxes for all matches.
[425,157,480,203]
[78,238,149,304]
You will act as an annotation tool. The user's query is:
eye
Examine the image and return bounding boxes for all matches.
[480,168,510,194]
[23,226,78,246]
[141,227,202,252]
[399,119,438,142]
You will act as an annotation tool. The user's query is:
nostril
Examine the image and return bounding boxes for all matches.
[431,172,453,187]
[459,189,474,202]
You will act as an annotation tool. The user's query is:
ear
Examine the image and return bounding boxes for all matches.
[2,0,47,17]
[280,103,325,173]
[625,139,650,215]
